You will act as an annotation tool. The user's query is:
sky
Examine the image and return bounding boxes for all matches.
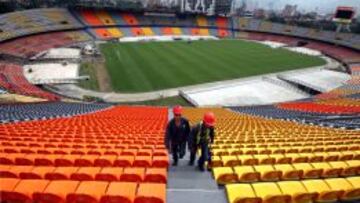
[234,0,360,16]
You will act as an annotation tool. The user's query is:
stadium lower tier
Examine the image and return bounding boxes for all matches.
[0,106,359,203]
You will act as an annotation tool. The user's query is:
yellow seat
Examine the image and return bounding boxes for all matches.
[345,160,360,175]
[237,155,258,165]
[233,166,260,183]
[254,165,282,181]
[269,154,291,164]
[253,155,275,165]
[292,163,322,179]
[327,161,354,176]
[311,162,341,178]
[346,176,360,200]
[274,164,303,180]
[302,179,341,203]
[325,178,360,201]
[212,167,238,185]
[226,184,261,203]
[211,156,223,168]
[277,181,316,203]
[252,182,291,203]
[221,156,241,167]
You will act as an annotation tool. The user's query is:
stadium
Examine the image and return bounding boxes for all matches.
[0,0,359,202]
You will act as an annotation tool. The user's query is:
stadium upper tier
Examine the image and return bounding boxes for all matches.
[0,8,359,51]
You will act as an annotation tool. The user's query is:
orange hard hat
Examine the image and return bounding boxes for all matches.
[173,105,182,115]
[203,112,215,127]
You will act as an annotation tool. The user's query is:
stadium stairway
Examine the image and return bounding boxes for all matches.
[166,108,227,203]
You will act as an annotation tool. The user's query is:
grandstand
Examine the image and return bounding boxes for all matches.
[0,2,359,203]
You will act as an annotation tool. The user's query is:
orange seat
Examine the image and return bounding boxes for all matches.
[6,179,50,203]
[45,167,79,180]
[33,180,80,203]
[133,156,152,167]
[120,167,145,182]
[153,149,167,156]
[67,181,109,203]
[144,168,167,183]
[34,154,60,166]
[55,155,80,166]
[0,165,15,178]
[94,155,117,167]
[100,182,137,203]
[70,167,102,181]
[152,156,169,168]
[0,178,21,201]
[74,155,99,167]
[135,183,166,203]
[0,153,17,164]
[95,167,123,181]
[113,155,134,167]
[20,166,56,179]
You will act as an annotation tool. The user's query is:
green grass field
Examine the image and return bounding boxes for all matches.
[100,40,325,93]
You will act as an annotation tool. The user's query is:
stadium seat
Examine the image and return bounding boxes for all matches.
[135,183,166,203]
[254,165,282,181]
[66,181,109,203]
[100,182,137,203]
[233,166,260,182]
[226,184,261,203]
[4,179,50,202]
[273,164,303,180]
[45,167,79,180]
[70,167,102,181]
[292,163,323,179]
[325,178,360,201]
[144,168,167,183]
[213,167,238,184]
[252,182,291,203]
[301,179,341,202]
[95,167,123,181]
[277,181,317,203]
[120,167,145,182]
[33,180,80,203]
[0,178,21,201]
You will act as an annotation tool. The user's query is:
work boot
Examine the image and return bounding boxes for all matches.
[172,161,178,166]
[188,161,194,166]
[198,165,205,172]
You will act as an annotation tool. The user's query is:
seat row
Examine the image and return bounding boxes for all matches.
[0,153,169,168]
[1,140,165,148]
[226,177,360,203]
[1,178,166,203]
[212,147,360,161]
[0,165,167,183]
[1,147,167,156]
[212,160,360,184]
[211,142,360,150]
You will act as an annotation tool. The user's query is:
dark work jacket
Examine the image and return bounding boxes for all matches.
[188,122,215,148]
[165,117,190,148]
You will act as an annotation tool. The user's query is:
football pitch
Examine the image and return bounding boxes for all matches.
[100,40,326,93]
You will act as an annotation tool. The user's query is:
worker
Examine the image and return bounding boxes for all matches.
[188,112,215,171]
[165,105,190,166]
